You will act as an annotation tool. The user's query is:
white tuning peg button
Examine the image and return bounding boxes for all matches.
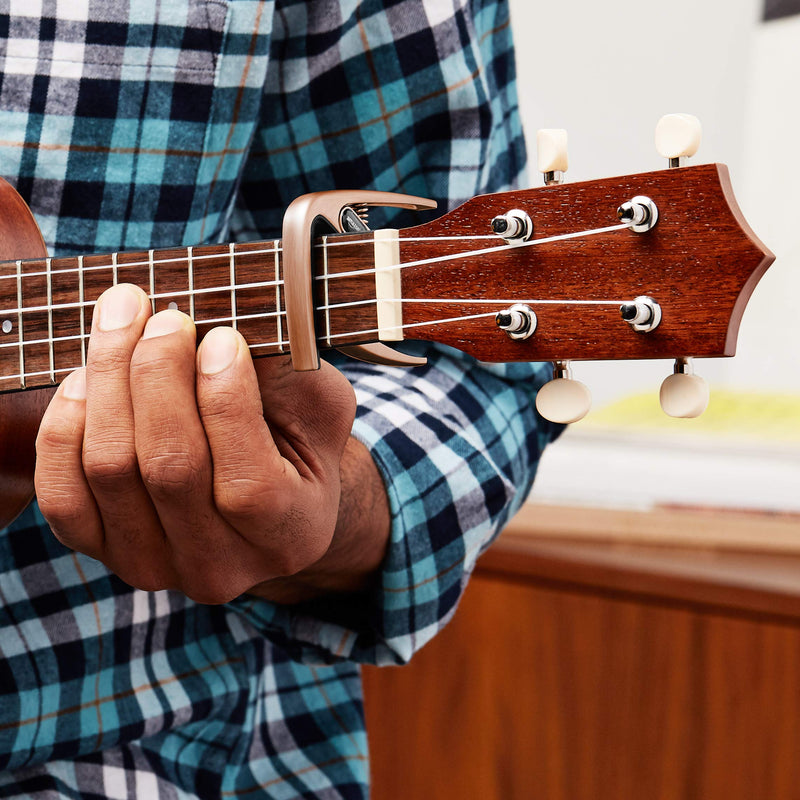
[537,129,568,185]
[655,113,702,166]
[659,359,709,418]
[535,362,592,424]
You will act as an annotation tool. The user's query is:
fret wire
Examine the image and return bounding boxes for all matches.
[46,257,54,382]
[229,243,237,331]
[188,246,195,320]
[78,256,86,367]
[148,249,156,314]
[322,235,331,347]
[275,240,284,351]
[16,260,24,388]
[112,251,118,285]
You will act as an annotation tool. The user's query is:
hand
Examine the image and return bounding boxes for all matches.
[34,284,388,604]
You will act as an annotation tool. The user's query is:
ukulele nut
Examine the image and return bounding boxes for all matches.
[496,304,537,340]
[620,295,662,332]
[617,195,659,233]
[491,209,532,243]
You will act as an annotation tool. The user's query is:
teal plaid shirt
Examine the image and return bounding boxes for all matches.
[0,1,559,796]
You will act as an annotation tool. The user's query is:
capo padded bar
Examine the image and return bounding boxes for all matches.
[281,190,436,371]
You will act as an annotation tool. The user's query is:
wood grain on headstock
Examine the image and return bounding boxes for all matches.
[380,164,773,363]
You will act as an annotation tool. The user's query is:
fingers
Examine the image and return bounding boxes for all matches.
[129,313,255,598]
[34,369,103,555]
[76,285,179,588]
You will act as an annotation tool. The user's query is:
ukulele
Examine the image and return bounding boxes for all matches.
[0,117,775,529]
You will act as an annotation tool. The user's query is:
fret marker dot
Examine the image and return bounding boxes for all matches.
[168,302,178,310]
[2,320,11,334]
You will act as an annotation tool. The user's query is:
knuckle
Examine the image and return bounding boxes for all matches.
[138,449,206,500]
[129,347,179,381]
[34,489,101,557]
[213,477,281,521]
[35,419,82,457]
[273,527,332,576]
[36,491,86,533]
[87,345,135,376]
[264,507,333,577]
[198,383,262,437]
[213,485,335,576]
[198,383,241,416]
[82,444,139,490]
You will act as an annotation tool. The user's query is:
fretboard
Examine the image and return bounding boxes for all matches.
[0,233,384,393]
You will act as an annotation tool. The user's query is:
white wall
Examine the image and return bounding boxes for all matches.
[507,0,799,406]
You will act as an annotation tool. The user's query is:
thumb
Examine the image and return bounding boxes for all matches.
[253,352,356,455]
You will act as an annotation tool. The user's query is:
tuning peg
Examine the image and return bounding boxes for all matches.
[535,361,592,424]
[655,113,702,168]
[659,358,709,418]
[537,129,568,185]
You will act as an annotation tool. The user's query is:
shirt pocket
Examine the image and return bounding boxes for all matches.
[0,0,232,253]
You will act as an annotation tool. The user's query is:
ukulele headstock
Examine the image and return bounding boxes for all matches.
[393,115,773,422]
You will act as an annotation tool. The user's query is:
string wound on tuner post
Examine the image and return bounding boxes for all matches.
[617,196,658,233]
[495,304,537,340]
[620,295,662,333]
[491,209,533,243]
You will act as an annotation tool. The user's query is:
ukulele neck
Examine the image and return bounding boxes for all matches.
[0,231,391,393]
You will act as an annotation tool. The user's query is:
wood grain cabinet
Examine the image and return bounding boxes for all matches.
[363,505,800,800]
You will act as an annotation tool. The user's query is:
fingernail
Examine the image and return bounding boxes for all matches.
[142,310,186,340]
[199,327,239,375]
[61,368,86,400]
[96,284,142,331]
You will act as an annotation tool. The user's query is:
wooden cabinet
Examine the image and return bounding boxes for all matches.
[363,505,800,800]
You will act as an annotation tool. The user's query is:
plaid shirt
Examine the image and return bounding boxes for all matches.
[0,0,559,796]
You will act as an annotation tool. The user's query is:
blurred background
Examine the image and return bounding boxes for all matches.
[507,0,800,515]
[365,7,800,793]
